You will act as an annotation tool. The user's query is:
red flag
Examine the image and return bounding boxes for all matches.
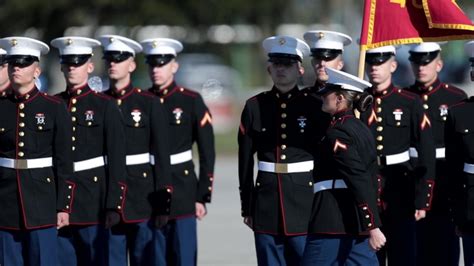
[360,0,474,50]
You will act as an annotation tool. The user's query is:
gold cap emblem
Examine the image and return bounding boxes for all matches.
[318,32,325,39]
[152,41,158,48]
[109,37,115,43]
[278,37,286,45]
[11,39,18,46]
[66,38,73,46]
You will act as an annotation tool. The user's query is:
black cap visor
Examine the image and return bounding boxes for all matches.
[0,55,6,65]
[409,51,440,65]
[469,58,474,67]
[365,52,394,65]
[146,54,175,67]
[103,51,133,63]
[315,83,343,96]
[60,54,91,66]
[6,55,39,68]
[268,53,301,65]
[311,48,342,61]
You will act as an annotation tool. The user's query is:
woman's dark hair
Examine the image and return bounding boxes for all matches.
[336,89,373,112]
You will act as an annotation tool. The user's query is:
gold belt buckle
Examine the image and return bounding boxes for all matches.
[14,159,29,169]
[274,163,288,173]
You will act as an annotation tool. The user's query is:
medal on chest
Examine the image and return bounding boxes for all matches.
[439,104,448,121]
[173,107,183,124]
[297,116,307,133]
[35,113,46,125]
[131,109,142,127]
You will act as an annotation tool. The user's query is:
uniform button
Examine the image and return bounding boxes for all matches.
[0,128,4,132]
[423,95,428,101]
[19,122,25,128]
[376,107,382,113]
[280,154,286,160]
[71,107,76,112]
[18,151,24,157]
[465,129,469,133]
[19,103,25,109]
[71,99,77,104]
[426,203,430,207]
[117,205,122,210]
[208,186,212,191]
[72,136,76,141]
[87,122,92,126]
[442,117,447,121]
[281,144,287,150]
[166,188,172,193]
[93,176,98,182]
[427,193,431,197]
[72,127,76,132]
[377,145,384,151]
[376,136,383,142]
[377,117,383,122]
[134,122,140,127]
[19,131,25,137]
[365,215,370,219]
[38,126,43,130]
[120,196,123,200]
[428,184,432,188]
[376,98,381,104]
[66,205,70,209]
[428,86,433,91]
[76,90,82,95]
[71,117,76,122]
[396,122,401,126]
[281,123,286,129]
[376,126,383,132]
[46,177,51,183]
[363,206,368,210]
[262,128,266,132]
[117,99,122,106]
[184,170,189,175]
[19,112,25,117]
[309,181,313,186]
[423,104,429,110]
[210,177,214,182]
[281,134,287,139]
[72,146,75,151]
[281,103,287,109]
[18,142,24,147]
[176,120,181,124]
[160,98,164,104]
[256,182,260,187]
[368,223,373,227]
[143,172,147,178]
[68,185,72,189]
[121,186,125,190]
[281,113,287,118]
[67,195,71,199]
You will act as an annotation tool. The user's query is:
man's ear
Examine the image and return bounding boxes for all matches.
[87,61,95,74]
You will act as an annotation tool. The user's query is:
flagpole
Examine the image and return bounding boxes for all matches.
[355,47,366,119]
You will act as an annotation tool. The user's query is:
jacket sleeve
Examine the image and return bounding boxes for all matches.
[329,127,381,231]
[444,108,464,209]
[193,94,216,204]
[53,102,74,212]
[104,100,127,211]
[410,97,436,210]
[238,102,256,217]
[150,98,173,215]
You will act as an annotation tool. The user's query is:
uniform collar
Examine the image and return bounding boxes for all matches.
[12,86,39,102]
[107,82,134,98]
[370,83,394,97]
[332,109,353,121]
[314,80,325,90]
[0,85,12,98]
[151,81,177,97]
[66,83,91,97]
[413,79,441,92]
[271,85,299,100]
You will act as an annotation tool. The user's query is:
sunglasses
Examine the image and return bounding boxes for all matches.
[6,56,38,68]
[103,52,133,63]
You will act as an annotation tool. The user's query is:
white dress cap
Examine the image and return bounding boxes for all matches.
[262,35,310,60]
[98,35,142,55]
[0,37,49,59]
[465,41,474,58]
[50,36,101,55]
[303,30,352,51]
[140,38,183,56]
[409,42,442,53]
[326,67,372,93]
[366,45,397,55]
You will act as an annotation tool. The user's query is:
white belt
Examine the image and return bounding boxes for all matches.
[464,163,474,174]
[378,150,410,166]
[258,160,313,174]
[313,179,348,193]
[0,157,53,169]
[74,156,106,172]
[409,147,445,159]
[170,149,192,165]
[126,153,151,166]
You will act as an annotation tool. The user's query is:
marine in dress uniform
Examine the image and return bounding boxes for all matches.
[445,40,474,266]
[302,30,352,95]
[0,37,73,266]
[302,67,385,266]
[99,35,173,266]
[0,48,11,95]
[51,36,127,266]
[238,35,328,265]
[359,45,436,266]
[405,42,467,266]
[142,38,215,266]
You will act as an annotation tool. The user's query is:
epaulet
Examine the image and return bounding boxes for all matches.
[179,87,199,98]
[40,92,62,104]
[137,88,155,98]
[93,91,114,100]
[442,83,467,96]
[397,88,416,100]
